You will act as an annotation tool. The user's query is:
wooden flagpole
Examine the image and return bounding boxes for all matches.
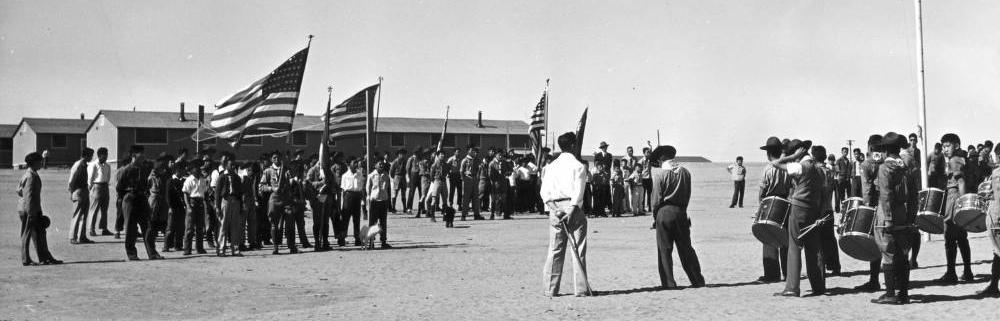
[913,0,930,190]
[366,86,372,172]
[544,78,550,149]
[437,106,450,152]
[375,76,383,133]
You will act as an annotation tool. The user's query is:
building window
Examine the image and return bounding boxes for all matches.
[430,133,455,148]
[241,136,262,146]
[292,131,308,146]
[391,133,404,147]
[51,135,68,148]
[468,134,481,148]
[135,129,168,145]
[509,135,530,149]
[0,138,12,150]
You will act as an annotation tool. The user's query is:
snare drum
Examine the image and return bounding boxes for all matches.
[840,197,865,214]
[954,193,987,233]
[753,196,790,247]
[979,180,993,200]
[838,206,880,262]
[916,188,945,234]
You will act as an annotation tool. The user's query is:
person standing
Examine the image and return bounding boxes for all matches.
[261,152,297,255]
[164,160,187,252]
[118,145,161,261]
[854,135,885,291]
[214,153,244,256]
[340,159,366,246]
[147,156,171,254]
[541,132,592,297]
[835,147,853,213]
[813,146,841,276]
[68,148,94,244]
[427,151,449,225]
[757,137,791,283]
[307,155,336,251]
[628,162,645,216]
[871,132,914,305]
[978,144,1000,296]
[389,149,408,213]
[938,133,974,283]
[447,148,463,209]
[87,147,113,237]
[240,163,261,250]
[367,161,392,249]
[641,147,654,213]
[182,161,209,255]
[901,133,923,267]
[460,146,482,220]
[478,149,494,213]
[727,156,747,208]
[19,152,62,266]
[418,150,433,218]
[852,148,865,197]
[771,139,826,297]
[405,147,423,215]
[649,145,706,289]
[489,150,508,220]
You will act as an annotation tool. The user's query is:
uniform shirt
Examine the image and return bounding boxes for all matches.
[640,157,652,179]
[88,161,111,185]
[461,155,479,179]
[540,153,587,207]
[306,164,336,195]
[182,175,209,198]
[726,163,746,181]
[17,168,42,215]
[785,155,824,210]
[418,159,431,178]
[341,169,365,192]
[116,162,147,195]
[859,157,882,207]
[406,155,420,175]
[430,159,447,181]
[836,156,853,180]
[259,164,286,197]
[148,172,168,195]
[478,159,491,181]
[759,164,791,200]
[367,171,390,201]
[877,156,910,226]
[651,160,692,210]
[389,157,407,177]
[447,155,462,175]
[68,159,89,192]
[945,155,965,190]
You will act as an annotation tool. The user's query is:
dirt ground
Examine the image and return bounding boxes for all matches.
[1,163,998,320]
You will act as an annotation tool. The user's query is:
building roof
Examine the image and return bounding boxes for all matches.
[17,118,90,135]
[88,109,529,136]
[0,124,18,138]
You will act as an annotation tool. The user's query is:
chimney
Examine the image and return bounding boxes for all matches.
[178,102,187,122]
[198,105,205,124]
[477,111,484,128]
[80,113,85,120]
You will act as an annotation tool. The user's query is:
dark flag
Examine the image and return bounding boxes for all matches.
[573,108,588,160]
[326,84,379,141]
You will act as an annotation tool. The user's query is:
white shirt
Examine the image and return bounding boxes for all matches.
[540,153,587,207]
[88,161,111,185]
[785,155,813,177]
[516,166,531,181]
[340,169,365,192]
[210,166,224,188]
[183,175,210,198]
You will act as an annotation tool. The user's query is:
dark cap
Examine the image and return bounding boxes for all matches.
[649,145,677,161]
[759,136,783,150]
[785,139,812,153]
[880,132,909,149]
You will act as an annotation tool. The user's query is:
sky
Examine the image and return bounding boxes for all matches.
[2,0,999,161]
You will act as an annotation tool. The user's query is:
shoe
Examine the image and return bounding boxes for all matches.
[272,250,280,255]
[196,249,208,254]
[22,261,37,266]
[802,290,825,297]
[232,252,243,257]
[239,246,249,252]
[183,251,192,256]
[829,269,842,277]
[207,241,217,248]
[115,232,121,239]
[127,255,140,261]
[936,274,958,284]
[89,231,98,237]
[150,254,165,260]
[42,259,64,265]
[773,290,799,297]
[302,243,313,249]
[729,205,735,208]
[381,242,392,249]
[909,259,919,269]
[896,296,910,304]
[78,238,95,244]
[739,205,743,208]
[871,294,898,304]
[354,240,363,246]
[289,248,300,254]
[102,230,114,236]
[338,239,346,247]
[755,276,780,284]
[70,239,80,245]
[474,216,485,220]
[977,287,1000,296]
[853,281,880,291]
[961,271,975,282]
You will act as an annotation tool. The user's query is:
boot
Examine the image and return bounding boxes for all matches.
[871,266,896,304]
[897,264,910,304]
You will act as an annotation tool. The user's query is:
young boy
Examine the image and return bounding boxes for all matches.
[939,133,974,283]
[182,161,209,255]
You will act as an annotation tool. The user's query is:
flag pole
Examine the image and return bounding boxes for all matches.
[544,78,550,149]
[374,76,383,133]
[913,0,930,190]
[437,106,449,152]
[320,86,332,171]
[286,35,314,145]
[366,86,372,172]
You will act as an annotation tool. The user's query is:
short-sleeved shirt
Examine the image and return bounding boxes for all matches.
[183,175,209,198]
[945,156,965,190]
[759,164,791,199]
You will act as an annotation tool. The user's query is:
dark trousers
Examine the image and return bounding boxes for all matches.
[730,180,745,207]
[478,179,491,212]
[256,196,269,245]
[309,196,332,247]
[763,244,788,280]
[391,174,406,211]
[268,197,295,252]
[990,254,1000,289]
[203,197,219,244]
[641,178,652,212]
[850,177,862,197]
[89,184,110,232]
[448,174,462,207]
[115,194,125,232]
[122,193,157,258]
[877,230,913,297]
[293,203,309,246]
[834,178,850,212]
[491,181,508,218]
[148,194,168,242]
[655,205,705,288]
[341,191,363,242]
[369,200,388,242]
[943,221,972,276]
[405,173,421,212]
[20,213,55,264]
[183,200,205,252]
[69,188,90,241]
[461,177,480,218]
[818,216,841,272]
[165,202,185,250]
[783,205,825,294]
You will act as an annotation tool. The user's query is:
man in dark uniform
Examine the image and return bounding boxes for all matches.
[814,146,841,276]
[406,147,424,215]
[835,147,854,213]
[307,154,336,251]
[938,133,974,283]
[855,134,884,292]
[902,133,923,267]
[757,137,791,283]
[650,145,705,289]
[118,145,162,261]
[489,150,509,220]
[147,155,171,254]
[771,139,826,297]
[19,152,62,266]
[389,149,408,213]
[447,148,463,209]
[871,132,914,305]
[593,142,613,214]
[460,146,482,220]
[260,152,298,255]
[478,149,494,213]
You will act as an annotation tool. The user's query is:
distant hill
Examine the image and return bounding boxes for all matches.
[576,155,711,163]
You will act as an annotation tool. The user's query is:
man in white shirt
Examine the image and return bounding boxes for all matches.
[182,162,209,255]
[540,132,591,297]
[88,147,113,236]
[727,156,747,208]
[340,159,366,247]
[367,161,391,249]
[68,148,94,244]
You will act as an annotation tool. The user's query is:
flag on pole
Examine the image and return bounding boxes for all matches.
[436,107,450,152]
[573,107,588,160]
[528,91,546,161]
[208,47,310,147]
[325,84,379,141]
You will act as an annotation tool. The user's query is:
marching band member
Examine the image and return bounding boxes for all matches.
[981,144,1000,296]
[771,139,826,297]
[855,134,884,292]
[938,133,974,283]
[871,133,913,305]
[757,137,790,283]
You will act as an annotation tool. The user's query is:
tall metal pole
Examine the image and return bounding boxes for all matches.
[913,0,930,190]
[374,76,383,133]
[544,78,550,149]
[365,87,372,172]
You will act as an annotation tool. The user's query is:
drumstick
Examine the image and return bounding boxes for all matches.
[795,214,832,242]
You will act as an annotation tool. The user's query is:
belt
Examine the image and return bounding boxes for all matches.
[549,197,571,202]
[93,182,109,185]
[189,197,204,200]
[344,190,363,194]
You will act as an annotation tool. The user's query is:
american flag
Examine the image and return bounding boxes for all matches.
[209,47,309,146]
[326,84,379,140]
[528,91,546,160]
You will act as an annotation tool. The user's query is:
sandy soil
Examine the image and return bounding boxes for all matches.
[1,163,998,320]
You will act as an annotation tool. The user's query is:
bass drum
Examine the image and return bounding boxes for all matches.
[954,194,987,233]
[838,206,880,262]
[916,188,945,234]
[753,196,790,247]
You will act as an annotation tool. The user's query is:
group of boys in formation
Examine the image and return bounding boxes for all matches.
[16,129,1000,305]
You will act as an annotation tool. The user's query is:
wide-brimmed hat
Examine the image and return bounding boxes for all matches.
[785,139,812,153]
[599,141,609,148]
[649,145,677,161]
[880,132,909,149]
[760,136,783,150]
